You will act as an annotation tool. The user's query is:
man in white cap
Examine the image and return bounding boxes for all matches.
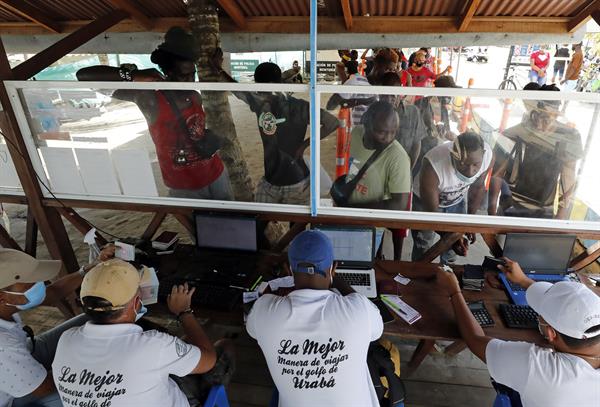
[52,259,233,407]
[247,230,384,407]
[437,257,600,407]
[0,246,114,407]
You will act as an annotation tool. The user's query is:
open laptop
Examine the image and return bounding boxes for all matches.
[499,233,575,305]
[312,224,377,298]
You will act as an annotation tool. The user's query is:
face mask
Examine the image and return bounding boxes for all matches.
[452,159,479,184]
[2,281,46,310]
[415,62,424,67]
[135,300,147,322]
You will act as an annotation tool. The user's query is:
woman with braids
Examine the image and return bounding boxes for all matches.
[76,27,233,200]
[411,131,492,263]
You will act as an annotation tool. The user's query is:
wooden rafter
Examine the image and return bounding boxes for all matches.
[340,0,352,30]
[0,221,21,250]
[106,0,153,30]
[12,9,128,80]
[568,0,600,32]
[216,0,247,29]
[594,10,600,26]
[0,0,61,33]
[457,0,482,32]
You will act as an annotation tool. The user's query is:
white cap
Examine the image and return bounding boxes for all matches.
[526,281,600,340]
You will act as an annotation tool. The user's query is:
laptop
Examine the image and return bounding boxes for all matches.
[312,224,377,298]
[499,233,575,306]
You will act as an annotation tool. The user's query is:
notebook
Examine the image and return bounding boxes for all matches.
[499,233,575,305]
[311,224,377,298]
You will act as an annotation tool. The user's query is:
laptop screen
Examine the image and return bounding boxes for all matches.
[503,233,576,273]
[312,225,375,265]
[194,212,257,252]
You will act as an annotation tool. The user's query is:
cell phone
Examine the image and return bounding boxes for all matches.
[482,256,506,271]
[467,300,495,327]
[371,298,395,324]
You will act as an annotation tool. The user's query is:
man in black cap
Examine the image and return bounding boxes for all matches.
[216,61,338,204]
[77,27,233,201]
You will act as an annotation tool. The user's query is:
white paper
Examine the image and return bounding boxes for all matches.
[268,276,295,291]
[75,148,121,195]
[111,149,158,197]
[39,147,85,194]
[115,241,135,261]
[140,267,159,305]
[257,281,269,294]
[83,227,100,264]
[243,291,259,304]
[0,144,21,188]
[381,295,422,325]
[394,274,411,285]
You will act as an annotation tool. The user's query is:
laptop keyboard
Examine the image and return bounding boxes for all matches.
[158,279,242,311]
[337,272,371,286]
[499,304,538,329]
[507,277,559,292]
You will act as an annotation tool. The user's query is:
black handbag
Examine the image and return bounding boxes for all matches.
[330,148,383,206]
[161,90,222,160]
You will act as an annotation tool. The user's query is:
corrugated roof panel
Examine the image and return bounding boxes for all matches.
[350,0,461,17]
[476,0,595,17]
[33,0,113,21]
[236,0,309,17]
[140,0,188,18]
[0,8,27,22]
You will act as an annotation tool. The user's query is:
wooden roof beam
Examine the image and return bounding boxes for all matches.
[457,0,481,32]
[0,0,61,33]
[12,9,128,80]
[568,0,600,32]
[340,0,352,30]
[593,10,600,26]
[106,0,153,30]
[216,0,247,29]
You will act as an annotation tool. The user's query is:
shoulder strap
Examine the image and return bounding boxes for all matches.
[160,91,193,150]
[345,147,385,190]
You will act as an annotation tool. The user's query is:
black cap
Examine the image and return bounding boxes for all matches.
[434,75,461,88]
[254,62,282,83]
[156,27,198,61]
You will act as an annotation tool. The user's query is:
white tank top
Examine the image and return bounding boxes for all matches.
[414,141,492,208]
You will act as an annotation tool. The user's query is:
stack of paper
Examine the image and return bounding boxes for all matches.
[380,294,422,325]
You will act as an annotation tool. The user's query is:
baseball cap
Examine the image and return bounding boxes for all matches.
[81,259,141,309]
[0,249,61,289]
[526,281,600,340]
[288,230,334,277]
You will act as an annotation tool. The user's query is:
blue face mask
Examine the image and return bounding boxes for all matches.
[135,301,147,322]
[3,281,46,310]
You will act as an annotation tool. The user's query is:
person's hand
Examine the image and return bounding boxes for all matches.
[98,243,115,261]
[498,257,530,287]
[452,234,473,257]
[436,266,461,297]
[167,283,195,315]
[131,68,165,82]
[560,79,566,85]
[538,70,546,78]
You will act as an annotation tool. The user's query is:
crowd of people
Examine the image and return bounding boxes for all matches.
[1,232,599,407]
[74,28,588,264]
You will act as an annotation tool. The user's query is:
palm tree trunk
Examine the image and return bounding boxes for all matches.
[186,0,254,202]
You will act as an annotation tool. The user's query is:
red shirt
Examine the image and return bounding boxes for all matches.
[530,50,550,70]
[399,70,410,86]
[407,67,436,87]
[148,91,224,190]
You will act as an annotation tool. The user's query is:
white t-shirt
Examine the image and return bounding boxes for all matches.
[414,141,492,208]
[340,74,372,127]
[52,322,201,407]
[486,339,600,407]
[0,314,47,407]
[247,290,383,407]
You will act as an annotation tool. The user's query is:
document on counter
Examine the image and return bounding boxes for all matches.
[115,241,135,261]
[380,294,422,325]
[394,274,411,285]
[269,276,295,291]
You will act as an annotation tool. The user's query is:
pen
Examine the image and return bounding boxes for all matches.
[228,285,248,291]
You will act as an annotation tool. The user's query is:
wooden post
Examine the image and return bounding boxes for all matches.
[141,211,168,241]
[0,222,21,250]
[24,209,38,256]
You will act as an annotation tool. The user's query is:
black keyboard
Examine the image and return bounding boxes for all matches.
[337,272,371,286]
[158,280,242,311]
[499,304,538,329]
